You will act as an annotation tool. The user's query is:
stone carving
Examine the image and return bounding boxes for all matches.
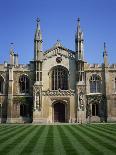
[42,89,75,96]
[79,92,85,110]
[36,92,40,110]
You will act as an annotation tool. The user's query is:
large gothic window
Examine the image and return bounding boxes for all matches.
[90,74,101,93]
[51,66,68,90]
[0,76,4,94]
[19,75,29,94]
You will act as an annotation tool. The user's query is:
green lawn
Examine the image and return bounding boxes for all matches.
[0,124,116,155]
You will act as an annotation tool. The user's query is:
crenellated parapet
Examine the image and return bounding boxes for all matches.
[109,64,116,71]
[85,63,102,70]
[13,64,31,71]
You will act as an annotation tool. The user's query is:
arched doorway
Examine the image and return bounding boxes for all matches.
[54,102,65,122]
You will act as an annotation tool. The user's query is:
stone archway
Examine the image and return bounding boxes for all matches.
[53,101,65,122]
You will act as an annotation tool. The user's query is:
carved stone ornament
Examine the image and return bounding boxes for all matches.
[42,89,75,96]
[86,94,105,104]
[56,57,62,63]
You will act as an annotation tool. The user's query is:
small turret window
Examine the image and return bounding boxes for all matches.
[115,78,116,92]
[90,74,101,93]
[19,75,29,94]
[0,76,4,94]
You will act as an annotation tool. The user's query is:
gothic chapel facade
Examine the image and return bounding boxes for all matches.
[0,18,116,123]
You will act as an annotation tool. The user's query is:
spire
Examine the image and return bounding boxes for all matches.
[36,17,40,30]
[35,17,42,41]
[77,17,81,33]
[75,17,84,60]
[34,17,43,60]
[103,42,107,56]
[103,42,108,66]
[10,43,14,55]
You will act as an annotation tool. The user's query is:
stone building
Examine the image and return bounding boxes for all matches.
[0,18,116,123]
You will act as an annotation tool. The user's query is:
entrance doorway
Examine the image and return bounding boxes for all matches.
[54,102,65,122]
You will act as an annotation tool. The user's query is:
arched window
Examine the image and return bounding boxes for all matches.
[90,74,101,93]
[0,76,4,94]
[19,75,29,94]
[51,66,68,90]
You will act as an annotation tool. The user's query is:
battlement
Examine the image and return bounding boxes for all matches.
[14,64,31,71]
[0,63,7,70]
[109,64,116,68]
[14,64,30,69]
[85,63,102,69]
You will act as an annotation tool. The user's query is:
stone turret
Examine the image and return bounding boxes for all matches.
[33,18,43,122]
[75,18,86,123]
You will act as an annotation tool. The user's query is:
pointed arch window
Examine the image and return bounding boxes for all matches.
[0,76,4,94]
[19,75,29,94]
[90,74,101,93]
[51,66,68,90]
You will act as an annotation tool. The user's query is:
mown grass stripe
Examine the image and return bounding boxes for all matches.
[88,125,116,143]
[0,125,16,132]
[91,125,116,135]
[0,125,28,144]
[0,125,19,136]
[43,125,54,155]
[53,125,66,155]
[18,125,46,155]
[61,125,91,155]
[31,125,49,155]
[102,125,116,132]
[0,125,34,154]
[57,126,78,155]
[75,125,116,154]
[65,125,103,155]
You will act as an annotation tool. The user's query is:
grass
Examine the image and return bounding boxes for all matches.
[0,124,116,155]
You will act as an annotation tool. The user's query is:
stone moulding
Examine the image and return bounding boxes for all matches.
[42,89,75,96]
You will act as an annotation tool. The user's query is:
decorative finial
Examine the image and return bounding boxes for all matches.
[104,42,106,51]
[77,17,80,22]
[36,17,40,29]
[103,42,108,57]
[36,17,40,23]
[10,42,14,50]
[10,42,14,54]
[77,17,81,32]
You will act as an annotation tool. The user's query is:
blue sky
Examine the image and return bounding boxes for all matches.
[0,0,116,64]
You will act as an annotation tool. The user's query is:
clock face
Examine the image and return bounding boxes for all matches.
[56,57,62,63]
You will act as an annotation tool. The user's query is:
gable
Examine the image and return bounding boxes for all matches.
[43,41,75,60]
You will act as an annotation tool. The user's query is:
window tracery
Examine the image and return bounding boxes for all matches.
[19,75,29,94]
[90,74,101,93]
[51,66,68,90]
